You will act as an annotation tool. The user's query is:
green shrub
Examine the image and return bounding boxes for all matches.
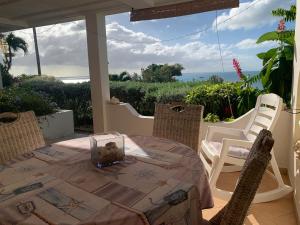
[18,77,259,128]
[207,75,224,84]
[0,88,57,116]
[224,117,235,122]
[20,78,92,126]
[186,82,259,119]
[204,113,220,123]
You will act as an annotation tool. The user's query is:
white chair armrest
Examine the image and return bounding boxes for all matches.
[206,126,245,141]
[219,138,254,158]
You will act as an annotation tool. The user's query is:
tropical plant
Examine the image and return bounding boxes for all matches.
[0,32,28,73]
[256,5,295,104]
[141,63,184,82]
[232,58,260,115]
[272,5,296,22]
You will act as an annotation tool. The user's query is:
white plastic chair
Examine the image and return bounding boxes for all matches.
[200,93,292,203]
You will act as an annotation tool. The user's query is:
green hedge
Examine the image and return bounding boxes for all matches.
[18,77,259,127]
[186,83,259,119]
[20,78,93,126]
[0,88,57,116]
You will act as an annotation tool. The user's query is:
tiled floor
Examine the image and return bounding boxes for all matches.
[202,172,298,225]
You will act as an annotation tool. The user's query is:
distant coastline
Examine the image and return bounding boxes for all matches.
[57,71,261,86]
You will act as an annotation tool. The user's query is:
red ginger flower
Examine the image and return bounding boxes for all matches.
[277,19,286,32]
[232,58,243,79]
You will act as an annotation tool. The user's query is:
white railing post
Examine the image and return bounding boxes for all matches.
[85,13,110,133]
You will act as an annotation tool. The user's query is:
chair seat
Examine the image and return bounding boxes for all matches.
[205,141,250,159]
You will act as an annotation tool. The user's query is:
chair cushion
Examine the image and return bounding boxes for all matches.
[208,141,250,159]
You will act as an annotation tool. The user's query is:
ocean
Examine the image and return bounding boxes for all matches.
[57,71,261,86]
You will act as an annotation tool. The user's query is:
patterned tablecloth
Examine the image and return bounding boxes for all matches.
[0,135,213,225]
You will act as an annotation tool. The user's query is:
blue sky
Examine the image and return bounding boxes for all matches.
[10,0,295,77]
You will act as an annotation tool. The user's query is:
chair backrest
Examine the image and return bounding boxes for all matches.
[0,111,45,163]
[244,93,282,142]
[153,103,203,151]
[207,129,274,225]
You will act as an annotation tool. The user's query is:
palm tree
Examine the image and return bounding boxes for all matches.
[1,32,28,73]
[0,32,28,88]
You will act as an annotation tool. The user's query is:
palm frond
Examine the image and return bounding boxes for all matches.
[5,33,28,54]
[272,5,296,22]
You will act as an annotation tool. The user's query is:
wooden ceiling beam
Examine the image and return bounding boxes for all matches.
[0,17,28,27]
[131,0,239,21]
[0,0,23,7]
[118,0,154,9]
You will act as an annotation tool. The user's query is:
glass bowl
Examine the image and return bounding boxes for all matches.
[90,132,125,168]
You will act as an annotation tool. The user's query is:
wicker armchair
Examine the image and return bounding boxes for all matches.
[153,103,204,151]
[202,129,274,225]
[0,111,45,163]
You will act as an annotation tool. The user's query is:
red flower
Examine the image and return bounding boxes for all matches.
[232,58,243,79]
[277,19,286,32]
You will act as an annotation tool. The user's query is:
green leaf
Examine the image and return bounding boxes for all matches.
[257,32,279,44]
[257,31,294,45]
[283,45,294,60]
[257,48,277,60]
[278,31,295,45]
[260,54,276,86]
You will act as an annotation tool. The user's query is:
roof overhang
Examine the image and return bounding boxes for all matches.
[0,0,239,33]
[131,0,239,21]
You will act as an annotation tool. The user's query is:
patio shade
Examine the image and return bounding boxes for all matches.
[130,0,239,21]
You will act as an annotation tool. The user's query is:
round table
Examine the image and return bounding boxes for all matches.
[0,135,213,225]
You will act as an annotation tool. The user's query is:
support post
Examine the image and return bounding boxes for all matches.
[85,13,110,133]
[290,1,300,221]
[33,27,42,75]
[292,3,300,147]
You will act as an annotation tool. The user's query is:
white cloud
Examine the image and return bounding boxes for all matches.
[235,38,276,49]
[105,22,234,72]
[8,21,260,76]
[213,0,293,31]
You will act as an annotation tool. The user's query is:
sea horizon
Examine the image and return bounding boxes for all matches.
[57,71,260,84]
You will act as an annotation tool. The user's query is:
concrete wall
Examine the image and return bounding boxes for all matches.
[107,102,292,169]
[38,110,74,140]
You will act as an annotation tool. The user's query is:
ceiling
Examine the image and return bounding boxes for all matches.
[0,0,237,32]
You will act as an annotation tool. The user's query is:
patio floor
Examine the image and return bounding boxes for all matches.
[47,134,298,225]
[203,172,298,225]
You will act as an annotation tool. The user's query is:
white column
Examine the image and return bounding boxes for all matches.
[290,0,300,218]
[292,2,300,144]
[85,13,110,133]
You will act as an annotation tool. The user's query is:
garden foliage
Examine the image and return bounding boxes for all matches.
[16,77,259,127]
[0,87,57,116]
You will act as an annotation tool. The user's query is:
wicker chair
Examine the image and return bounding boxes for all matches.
[202,129,274,225]
[153,103,204,151]
[0,111,45,163]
